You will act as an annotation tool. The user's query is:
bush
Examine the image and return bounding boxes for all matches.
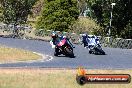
[34,29,46,37]
[70,16,101,35]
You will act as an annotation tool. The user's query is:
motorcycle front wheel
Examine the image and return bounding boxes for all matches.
[54,47,60,56]
[94,47,105,55]
[64,47,74,58]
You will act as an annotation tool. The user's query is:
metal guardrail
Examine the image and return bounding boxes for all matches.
[0,24,132,49]
[99,37,132,49]
[0,23,32,38]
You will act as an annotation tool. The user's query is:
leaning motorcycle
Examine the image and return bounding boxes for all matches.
[54,38,75,58]
[88,44,106,55]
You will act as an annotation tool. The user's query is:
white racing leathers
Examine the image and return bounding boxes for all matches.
[87,35,100,50]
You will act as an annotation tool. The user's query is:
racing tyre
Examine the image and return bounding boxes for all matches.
[65,48,74,58]
[54,51,58,56]
[95,47,105,55]
[89,50,92,54]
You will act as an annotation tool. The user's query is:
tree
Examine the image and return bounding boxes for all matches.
[120,23,132,39]
[77,0,87,16]
[36,0,79,31]
[1,0,38,25]
[0,3,3,22]
[86,0,132,38]
[112,0,132,37]
[0,0,38,37]
[86,0,113,26]
[31,0,45,17]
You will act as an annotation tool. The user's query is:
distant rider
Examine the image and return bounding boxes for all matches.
[81,33,88,47]
[81,33,100,48]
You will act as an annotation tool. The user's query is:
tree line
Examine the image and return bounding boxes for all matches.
[0,0,132,39]
[86,0,132,38]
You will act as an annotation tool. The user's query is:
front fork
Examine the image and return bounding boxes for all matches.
[66,39,74,48]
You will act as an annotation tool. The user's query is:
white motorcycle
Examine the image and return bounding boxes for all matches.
[87,43,106,55]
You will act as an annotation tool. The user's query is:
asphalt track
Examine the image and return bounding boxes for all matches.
[0,37,132,69]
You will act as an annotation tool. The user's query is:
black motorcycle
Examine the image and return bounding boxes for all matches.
[54,38,75,58]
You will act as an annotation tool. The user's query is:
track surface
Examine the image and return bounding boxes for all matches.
[0,37,132,69]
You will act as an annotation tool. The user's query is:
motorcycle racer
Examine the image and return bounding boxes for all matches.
[50,32,75,49]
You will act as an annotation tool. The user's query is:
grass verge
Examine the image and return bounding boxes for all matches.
[0,46,42,63]
[0,69,131,88]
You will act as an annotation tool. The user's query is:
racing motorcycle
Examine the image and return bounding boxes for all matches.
[88,44,106,55]
[54,38,75,58]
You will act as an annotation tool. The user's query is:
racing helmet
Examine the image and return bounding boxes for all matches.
[51,31,58,38]
[82,33,88,37]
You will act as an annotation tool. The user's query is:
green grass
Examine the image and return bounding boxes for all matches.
[0,46,42,63]
[0,69,131,88]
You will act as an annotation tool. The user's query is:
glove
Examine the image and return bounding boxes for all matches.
[52,45,55,48]
[50,41,53,45]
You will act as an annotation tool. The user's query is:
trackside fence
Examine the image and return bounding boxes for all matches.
[0,24,131,49]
